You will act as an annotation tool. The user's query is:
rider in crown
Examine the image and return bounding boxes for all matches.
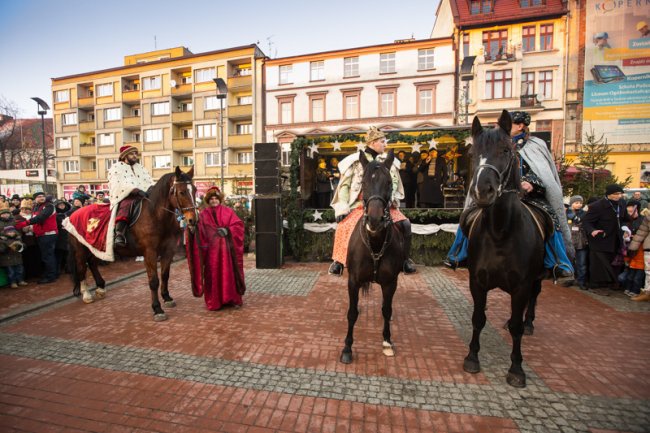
[108,145,155,247]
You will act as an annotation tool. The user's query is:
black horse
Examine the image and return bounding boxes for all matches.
[460,110,552,387]
[340,150,405,364]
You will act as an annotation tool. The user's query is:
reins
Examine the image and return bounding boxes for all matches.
[475,152,518,197]
[361,194,392,283]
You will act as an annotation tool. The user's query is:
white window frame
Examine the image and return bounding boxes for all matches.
[153,155,171,169]
[380,53,396,74]
[204,96,219,110]
[237,95,253,105]
[98,133,115,146]
[181,155,194,166]
[144,128,163,142]
[194,67,216,83]
[280,102,292,124]
[196,124,216,138]
[538,70,553,99]
[419,89,433,114]
[105,159,118,170]
[62,112,78,125]
[311,97,324,122]
[55,90,69,103]
[279,65,293,84]
[182,128,194,139]
[380,92,395,117]
[236,123,252,135]
[64,160,80,173]
[418,48,435,70]
[142,76,161,91]
[57,136,72,149]
[96,83,113,97]
[104,107,121,121]
[281,142,291,167]
[205,152,224,167]
[151,102,170,116]
[310,61,325,81]
[237,152,252,164]
[344,57,359,77]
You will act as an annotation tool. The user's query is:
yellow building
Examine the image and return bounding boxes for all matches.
[51,45,265,199]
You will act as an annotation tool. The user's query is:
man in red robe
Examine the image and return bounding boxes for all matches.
[191,186,246,310]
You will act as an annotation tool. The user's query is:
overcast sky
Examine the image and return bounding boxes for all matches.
[0,0,440,116]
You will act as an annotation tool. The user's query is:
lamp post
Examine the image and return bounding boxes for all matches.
[213,78,228,192]
[31,97,50,192]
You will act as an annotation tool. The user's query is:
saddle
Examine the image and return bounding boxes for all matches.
[460,200,552,241]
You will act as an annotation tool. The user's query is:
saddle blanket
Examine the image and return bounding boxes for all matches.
[63,203,117,262]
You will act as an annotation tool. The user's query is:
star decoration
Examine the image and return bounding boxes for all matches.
[312,209,323,221]
[428,138,438,150]
[355,141,366,151]
[464,136,473,147]
[411,142,422,153]
[444,145,461,162]
[308,141,319,157]
[332,140,342,151]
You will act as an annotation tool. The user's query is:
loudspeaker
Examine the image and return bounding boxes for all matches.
[254,197,282,268]
[255,159,280,177]
[254,142,280,160]
[255,177,280,194]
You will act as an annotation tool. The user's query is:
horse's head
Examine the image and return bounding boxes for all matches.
[469,110,520,208]
[170,166,198,232]
[359,149,394,233]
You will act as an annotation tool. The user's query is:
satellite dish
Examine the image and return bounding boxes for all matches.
[170,79,177,88]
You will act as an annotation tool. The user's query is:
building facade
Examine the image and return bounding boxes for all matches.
[51,45,265,199]
[264,38,456,166]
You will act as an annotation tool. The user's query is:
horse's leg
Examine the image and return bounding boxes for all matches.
[88,256,106,300]
[506,289,528,388]
[523,280,542,335]
[144,251,166,321]
[381,280,397,357]
[159,250,176,307]
[463,279,487,374]
[76,248,93,304]
[340,278,360,364]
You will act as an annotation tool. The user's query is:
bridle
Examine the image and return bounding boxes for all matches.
[360,180,393,282]
[169,180,198,226]
[474,150,518,197]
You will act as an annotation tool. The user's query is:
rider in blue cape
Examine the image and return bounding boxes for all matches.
[444,111,574,282]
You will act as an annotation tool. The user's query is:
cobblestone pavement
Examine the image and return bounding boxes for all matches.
[0,261,648,433]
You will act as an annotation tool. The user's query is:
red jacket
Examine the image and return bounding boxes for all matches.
[30,202,58,237]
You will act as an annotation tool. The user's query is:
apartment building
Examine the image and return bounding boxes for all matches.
[264,38,456,166]
[51,45,265,199]
[432,0,569,156]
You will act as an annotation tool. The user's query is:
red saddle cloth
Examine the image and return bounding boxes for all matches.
[68,203,112,252]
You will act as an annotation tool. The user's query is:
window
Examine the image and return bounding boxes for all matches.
[236,66,252,76]
[104,107,121,121]
[380,53,396,74]
[98,133,114,146]
[482,30,508,59]
[194,67,216,83]
[279,65,293,84]
[57,137,71,149]
[90,161,97,170]
[142,76,161,90]
[310,61,324,81]
[536,119,552,131]
[196,124,216,138]
[236,123,252,135]
[205,152,223,167]
[343,57,359,77]
[105,159,118,170]
[132,107,141,117]
[153,155,171,169]
[540,24,553,51]
[205,96,226,110]
[96,83,113,97]
[279,98,293,124]
[419,89,433,114]
[310,97,325,122]
[133,132,140,142]
[180,102,192,112]
[55,90,69,103]
[343,92,360,119]
[62,112,77,125]
[237,152,252,164]
[379,90,396,117]
[237,95,252,105]
[281,142,291,166]
[181,155,194,166]
[418,49,435,70]
[471,0,493,13]
[151,102,170,116]
[463,35,470,58]
[181,75,192,84]
[520,0,545,6]
[538,70,553,99]
[521,72,535,95]
[144,128,163,142]
[522,26,536,52]
[182,128,193,138]
[485,69,512,99]
[64,160,79,173]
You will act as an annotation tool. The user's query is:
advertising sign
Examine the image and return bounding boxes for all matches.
[584,0,650,144]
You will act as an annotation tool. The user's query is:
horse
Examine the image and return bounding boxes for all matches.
[460,110,553,388]
[68,166,198,321]
[340,150,405,364]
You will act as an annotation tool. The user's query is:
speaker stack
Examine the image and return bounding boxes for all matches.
[253,143,282,268]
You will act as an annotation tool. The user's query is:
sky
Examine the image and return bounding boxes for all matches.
[0,0,440,117]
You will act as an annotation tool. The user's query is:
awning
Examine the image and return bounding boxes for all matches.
[460,56,476,81]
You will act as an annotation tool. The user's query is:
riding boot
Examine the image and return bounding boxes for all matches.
[114,220,128,247]
[328,261,344,276]
[402,230,417,274]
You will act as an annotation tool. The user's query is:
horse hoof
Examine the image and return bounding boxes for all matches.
[506,372,526,388]
[524,325,534,336]
[340,350,353,364]
[463,357,480,374]
[95,288,106,299]
[382,341,395,357]
[153,313,168,322]
[164,300,176,308]
[82,297,94,304]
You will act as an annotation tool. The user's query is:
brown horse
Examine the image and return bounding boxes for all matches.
[69,166,198,321]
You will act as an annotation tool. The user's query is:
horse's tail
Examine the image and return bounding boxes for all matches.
[67,237,81,297]
[361,282,371,296]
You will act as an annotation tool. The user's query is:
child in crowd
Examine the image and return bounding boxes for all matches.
[628,207,650,302]
[566,196,588,289]
[0,226,27,288]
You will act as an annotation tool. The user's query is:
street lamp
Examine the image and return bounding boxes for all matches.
[31,97,50,192]
[213,78,228,192]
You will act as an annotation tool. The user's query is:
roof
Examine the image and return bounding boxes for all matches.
[449,0,567,29]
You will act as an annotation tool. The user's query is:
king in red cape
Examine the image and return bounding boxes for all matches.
[187,186,246,310]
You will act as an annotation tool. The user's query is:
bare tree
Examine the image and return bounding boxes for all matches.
[0,96,20,170]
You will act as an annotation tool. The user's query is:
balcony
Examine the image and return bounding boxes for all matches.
[228,134,252,147]
[171,83,192,96]
[78,96,94,107]
[79,121,95,133]
[228,104,252,119]
[122,90,140,102]
[172,111,193,123]
[172,138,194,151]
[520,95,543,108]
[228,75,252,91]
[483,49,516,65]
[80,169,97,180]
[79,144,96,156]
[123,116,141,128]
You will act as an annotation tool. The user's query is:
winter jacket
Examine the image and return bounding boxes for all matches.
[629,214,650,252]
[0,235,23,267]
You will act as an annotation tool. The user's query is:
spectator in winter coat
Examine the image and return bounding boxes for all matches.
[566,195,588,289]
[55,200,72,275]
[0,226,27,288]
[628,207,650,302]
[26,193,58,284]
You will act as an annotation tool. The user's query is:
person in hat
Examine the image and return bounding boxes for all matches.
[95,191,108,203]
[637,21,649,38]
[72,185,91,202]
[417,143,448,208]
[582,184,630,291]
[0,225,27,288]
[0,207,14,231]
[566,195,588,289]
[328,126,417,276]
[24,192,58,284]
[194,186,246,310]
[55,200,72,275]
[107,145,154,247]
[9,194,21,215]
[13,198,41,279]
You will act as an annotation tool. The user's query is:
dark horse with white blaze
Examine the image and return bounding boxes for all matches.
[340,150,405,364]
[69,166,198,321]
[460,110,552,387]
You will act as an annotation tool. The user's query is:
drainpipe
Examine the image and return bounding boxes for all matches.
[454,27,461,126]
[561,12,570,159]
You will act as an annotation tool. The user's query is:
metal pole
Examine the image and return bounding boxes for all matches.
[219,97,224,192]
[41,112,47,191]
